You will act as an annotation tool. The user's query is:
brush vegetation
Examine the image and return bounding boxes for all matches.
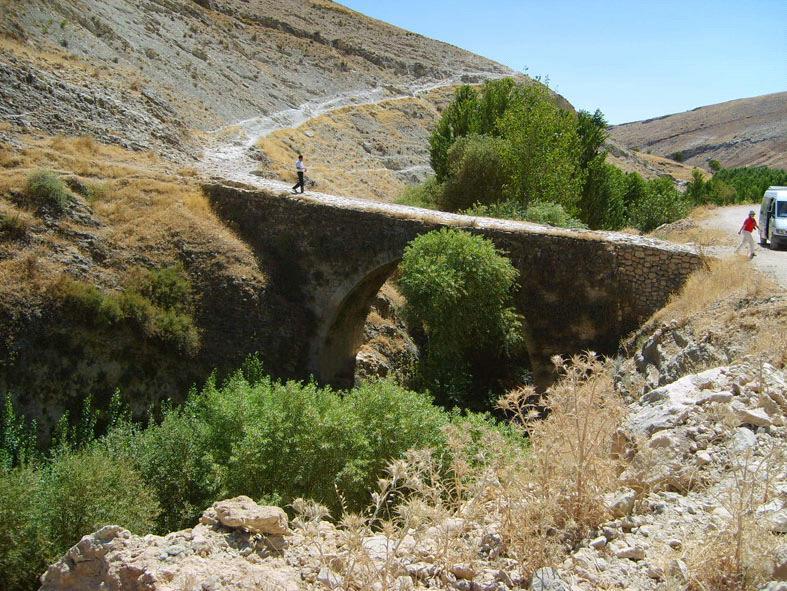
[398,78,696,232]
[0,369,516,590]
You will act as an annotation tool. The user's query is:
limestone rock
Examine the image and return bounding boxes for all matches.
[604,488,637,518]
[529,567,569,591]
[211,495,289,534]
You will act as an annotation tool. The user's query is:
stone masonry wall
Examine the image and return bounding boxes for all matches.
[205,184,703,387]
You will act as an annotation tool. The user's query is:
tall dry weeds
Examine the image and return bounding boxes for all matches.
[683,442,784,590]
[290,355,628,588]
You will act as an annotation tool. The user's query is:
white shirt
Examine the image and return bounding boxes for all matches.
[295,159,306,172]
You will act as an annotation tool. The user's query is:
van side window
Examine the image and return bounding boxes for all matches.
[777,201,787,218]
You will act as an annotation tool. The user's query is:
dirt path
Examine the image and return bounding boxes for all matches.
[199,75,487,189]
[700,204,787,287]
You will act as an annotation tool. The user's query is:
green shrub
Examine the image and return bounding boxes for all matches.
[705,177,737,205]
[628,177,690,232]
[52,265,200,355]
[122,410,219,531]
[0,447,159,590]
[438,135,508,212]
[498,84,584,212]
[429,85,479,181]
[37,447,159,555]
[709,159,722,173]
[686,169,707,204]
[464,200,587,229]
[0,467,46,591]
[0,213,30,240]
[671,151,686,163]
[523,200,589,228]
[396,176,442,209]
[0,396,38,472]
[25,170,73,213]
[201,375,451,513]
[398,229,524,407]
[712,166,787,202]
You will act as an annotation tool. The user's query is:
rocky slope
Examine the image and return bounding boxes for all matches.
[610,92,787,170]
[38,360,787,591]
[0,0,513,162]
[37,260,787,591]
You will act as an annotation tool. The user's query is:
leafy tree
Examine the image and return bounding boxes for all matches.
[438,135,508,211]
[498,84,583,211]
[464,200,587,229]
[429,85,478,181]
[628,177,690,232]
[622,171,647,209]
[686,168,707,204]
[709,159,722,172]
[398,229,524,407]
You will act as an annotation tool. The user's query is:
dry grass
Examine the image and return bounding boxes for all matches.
[683,444,784,590]
[255,88,453,201]
[0,134,266,308]
[652,258,776,325]
[649,204,739,247]
[293,355,627,588]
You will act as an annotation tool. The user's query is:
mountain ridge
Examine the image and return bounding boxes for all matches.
[610,91,787,170]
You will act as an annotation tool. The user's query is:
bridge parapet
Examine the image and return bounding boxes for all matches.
[205,184,703,387]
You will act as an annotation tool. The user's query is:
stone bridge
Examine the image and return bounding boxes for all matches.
[205,184,703,387]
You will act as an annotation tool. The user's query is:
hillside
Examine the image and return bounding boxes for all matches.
[610,92,787,170]
[0,0,514,161]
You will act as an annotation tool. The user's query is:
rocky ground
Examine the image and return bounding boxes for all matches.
[37,262,787,590]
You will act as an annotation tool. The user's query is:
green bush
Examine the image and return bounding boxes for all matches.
[396,176,442,209]
[0,467,46,591]
[438,135,508,212]
[429,85,480,181]
[37,447,159,554]
[52,265,200,355]
[464,200,587,229]
[24,170,73,213]
[220,378,449,512]
[0,212,30,240]
[0,448,159,591]
[712,166,787,202]
[398,229,524,407]
[1,396,38,472]
[628,177,690,232]
[498,84,583,211]
[117,410,219,531]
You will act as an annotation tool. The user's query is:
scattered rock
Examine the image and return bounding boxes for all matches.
[210,496,289,535]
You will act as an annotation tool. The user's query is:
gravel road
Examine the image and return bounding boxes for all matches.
[700,204,787,288]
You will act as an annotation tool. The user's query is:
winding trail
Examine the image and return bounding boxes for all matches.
[700,204,787,287]
[199,73,501,192]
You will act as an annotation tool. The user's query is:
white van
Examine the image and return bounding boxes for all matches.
[759,186,787,250]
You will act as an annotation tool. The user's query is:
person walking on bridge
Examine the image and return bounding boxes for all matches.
[735,210,759,259]
[292,154,307,194]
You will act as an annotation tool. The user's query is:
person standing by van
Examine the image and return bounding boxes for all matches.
[735,210,759,258]
[292,154,306,194]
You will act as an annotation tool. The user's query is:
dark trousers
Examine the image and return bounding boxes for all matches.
[293,171,305,193]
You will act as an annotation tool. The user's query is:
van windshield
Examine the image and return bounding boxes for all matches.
[778,201,787,218]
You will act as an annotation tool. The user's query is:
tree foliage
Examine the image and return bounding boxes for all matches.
[398,229,524,407]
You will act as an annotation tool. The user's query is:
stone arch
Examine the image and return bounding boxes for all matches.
[311,257,402,386]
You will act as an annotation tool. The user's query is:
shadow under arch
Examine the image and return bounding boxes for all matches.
[312,259,403,387]
[310,257,541,392]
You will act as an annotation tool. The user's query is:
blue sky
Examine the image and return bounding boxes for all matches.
[337,0,786,124]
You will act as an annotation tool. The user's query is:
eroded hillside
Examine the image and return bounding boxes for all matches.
[0,0,513,161]
[610,92,787,170]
